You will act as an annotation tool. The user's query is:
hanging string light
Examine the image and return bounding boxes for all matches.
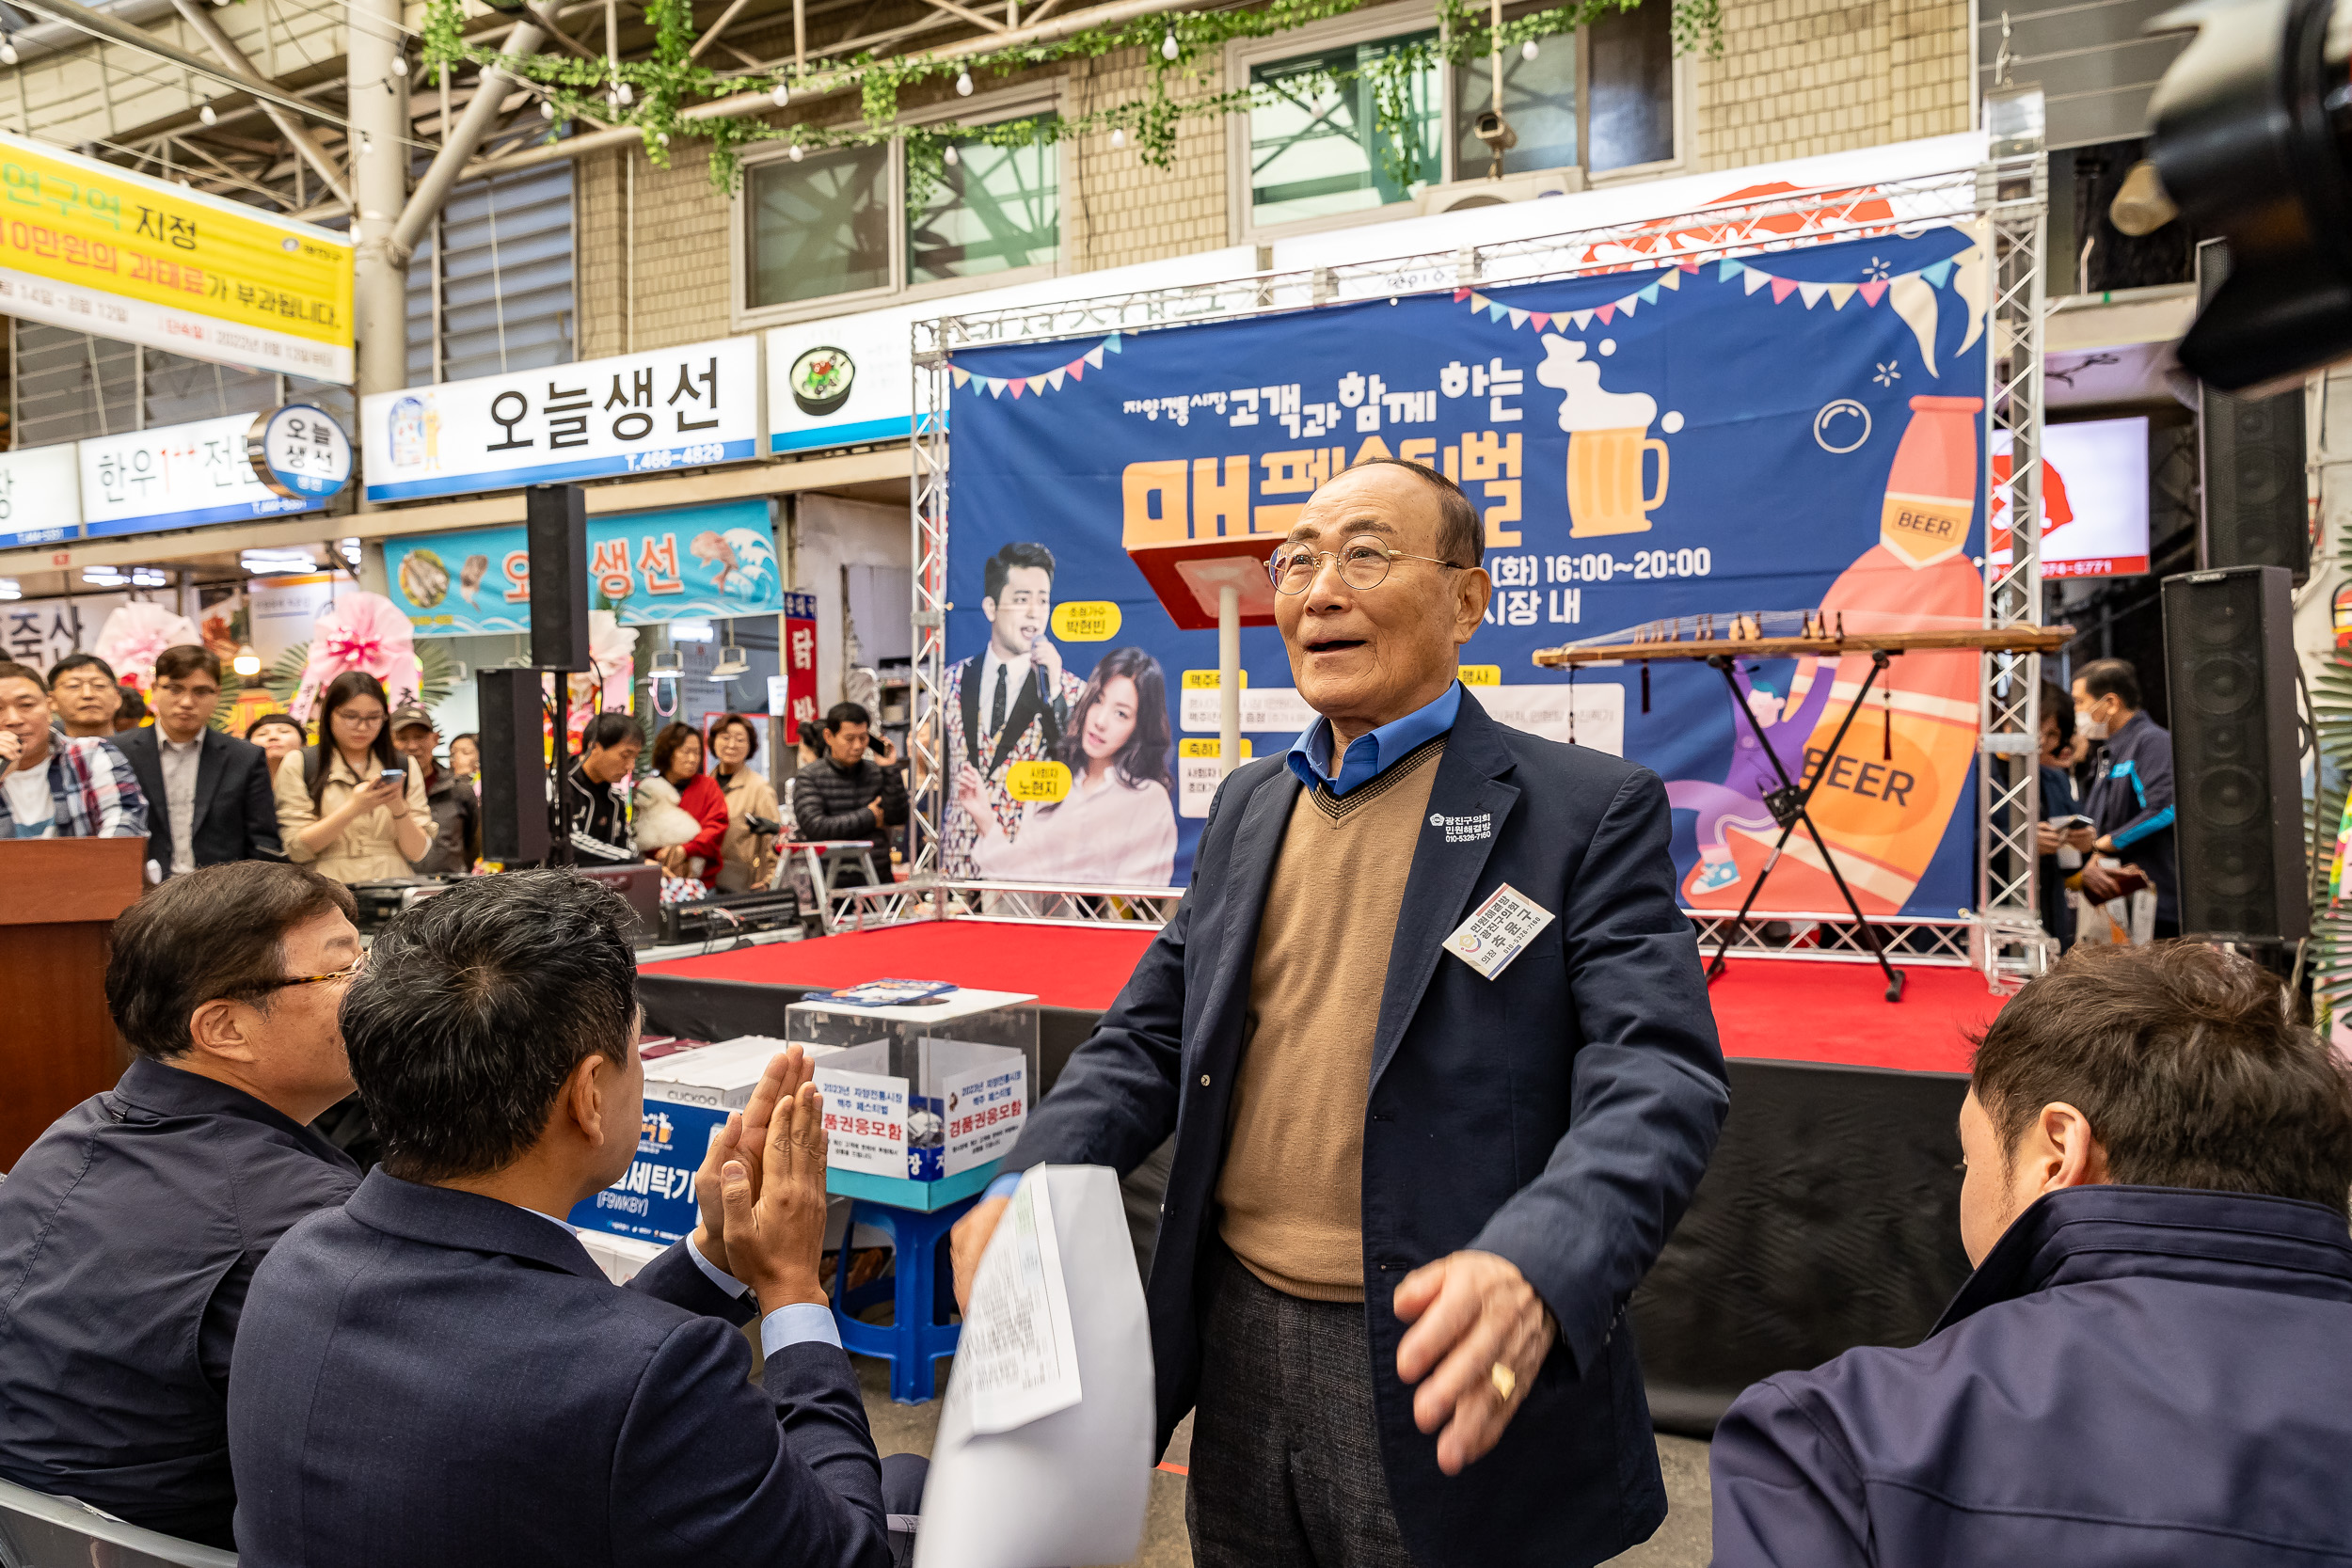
[1109,127,1124,148]
[1161,28,1179,58]
[199,101,217,125]
[1521,38,1539,58]
[771,81,789,105]
[788,140,804,161]
[955,69,973,95]
[944,144,959,166]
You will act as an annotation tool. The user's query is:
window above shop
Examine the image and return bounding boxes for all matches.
[1232,0,1680,238]
[736,103,1066,327]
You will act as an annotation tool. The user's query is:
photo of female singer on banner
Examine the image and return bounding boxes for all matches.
[956,645,1179,887]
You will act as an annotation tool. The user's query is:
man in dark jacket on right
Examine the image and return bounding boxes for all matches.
[1710,940,2352,1567]
[789,702,905,881]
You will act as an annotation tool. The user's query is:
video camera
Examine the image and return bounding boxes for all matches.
[2147,0,2352,390]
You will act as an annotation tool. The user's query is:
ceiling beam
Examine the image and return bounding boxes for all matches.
[168,0,352,202]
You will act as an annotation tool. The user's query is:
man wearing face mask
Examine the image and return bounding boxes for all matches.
[2067,659,2177,940]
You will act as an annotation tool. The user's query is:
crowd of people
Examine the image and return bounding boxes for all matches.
[0,641,921,902]
[0,460,2339,1568]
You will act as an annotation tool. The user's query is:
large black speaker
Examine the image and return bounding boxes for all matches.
[2197,240,2311,584]
[478,667,551,864]
[528,483,591,671]
[2161,564,2308,942]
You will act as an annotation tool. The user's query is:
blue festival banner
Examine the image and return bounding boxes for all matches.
[943,226,1990,917]
[383,498,784,636]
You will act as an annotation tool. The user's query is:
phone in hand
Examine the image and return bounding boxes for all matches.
[378,768,405,785]
[2048,814,2095,831]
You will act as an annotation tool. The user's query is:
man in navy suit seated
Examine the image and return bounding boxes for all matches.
[0,861,362,1546]
[1710,941,2352,1566]
[228,870,921,1567]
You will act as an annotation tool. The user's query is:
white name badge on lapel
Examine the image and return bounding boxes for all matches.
[1441,884,1557,980]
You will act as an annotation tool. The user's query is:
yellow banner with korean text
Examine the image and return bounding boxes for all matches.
[0,129,353,385]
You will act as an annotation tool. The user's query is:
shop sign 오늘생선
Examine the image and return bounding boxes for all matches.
[360,338,763,503]
[383,498,784,634]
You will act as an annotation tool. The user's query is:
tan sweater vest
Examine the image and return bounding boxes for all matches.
[1216,738,1446,1301]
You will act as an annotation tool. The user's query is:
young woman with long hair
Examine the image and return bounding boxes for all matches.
[272,671,431,882]
[953,645,1177,886]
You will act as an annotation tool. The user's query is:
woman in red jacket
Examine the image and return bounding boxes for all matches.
[636,721,729,888]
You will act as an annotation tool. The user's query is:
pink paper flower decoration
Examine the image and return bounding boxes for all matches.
[93,602,202,690]
[292,592,422,721]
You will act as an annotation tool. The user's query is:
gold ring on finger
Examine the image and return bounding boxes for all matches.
[1490,1362,1516,1402]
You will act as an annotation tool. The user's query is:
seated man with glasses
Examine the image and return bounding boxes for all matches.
[949,457,1727,1568]
[0,862,364,1548]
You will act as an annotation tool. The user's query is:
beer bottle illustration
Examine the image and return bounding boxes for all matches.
[1771,394,1985,915]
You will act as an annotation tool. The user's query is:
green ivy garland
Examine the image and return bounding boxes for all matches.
[421,0,1717,203]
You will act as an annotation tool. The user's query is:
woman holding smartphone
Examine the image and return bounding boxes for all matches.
[274,670,432,882]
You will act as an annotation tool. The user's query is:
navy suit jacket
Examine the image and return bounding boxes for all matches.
[1004,692,1730,1568]
[110,726,284,872]
[227,1171,894,1568]
[1711,1184,2352,1566]
[0,1056,358,1548]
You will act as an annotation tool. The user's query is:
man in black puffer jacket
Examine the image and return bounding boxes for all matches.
[787,702,905,882]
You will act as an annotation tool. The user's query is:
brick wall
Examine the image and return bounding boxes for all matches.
[1692,0,1970,171]
[1067,47,1232,271]
[575,144,738,356]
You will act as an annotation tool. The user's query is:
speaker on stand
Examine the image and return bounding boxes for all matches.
[478,667,552,865]
[476,485,593,867]
[2160,564,2309,942]
[2197,239,2312,583]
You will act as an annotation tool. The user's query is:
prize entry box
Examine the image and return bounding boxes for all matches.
[791,989,1038,1184]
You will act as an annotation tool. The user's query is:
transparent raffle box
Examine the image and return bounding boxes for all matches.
[788,988,1038,1205]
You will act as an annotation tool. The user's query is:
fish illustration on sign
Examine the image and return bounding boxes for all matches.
[457,554,489,607]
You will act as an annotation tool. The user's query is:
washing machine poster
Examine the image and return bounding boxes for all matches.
[946,224,1991,918]
[942,1058,1027,1177]
[567,1101,722,1243]
[383,497,783,636]
[815,1064,911,1180]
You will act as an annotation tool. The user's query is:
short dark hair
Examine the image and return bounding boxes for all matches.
[47,652,115,688]
[153,645,222,685]
[797,720,824,753]
[2074,657,2141,711]
[2040,681,2074,751]
[825,702,871,732]
[984,541,1057,603]
[116,687,147,724]
[580,712,640,753]
[105,863,357,1061]
[649,721,701,777]
[1971,942,2352,1215]
[710,711,760,763]
[342,871,640,1182]
[1341,457,1485,570]
[0,659,44,692]
[246,712,304,743]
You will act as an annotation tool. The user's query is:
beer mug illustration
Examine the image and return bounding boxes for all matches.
[1536,335,1671,537]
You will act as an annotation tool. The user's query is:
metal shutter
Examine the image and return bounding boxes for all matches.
[405,161,575,386]
[8,320,354,448]
[1978,0,2193,151]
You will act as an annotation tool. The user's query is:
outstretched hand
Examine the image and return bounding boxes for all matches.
[690,1047,813,1282]
[1393,1250,1557,1476]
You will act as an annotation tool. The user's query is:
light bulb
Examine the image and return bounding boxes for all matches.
[393,52,406,73]
[656,131,670,146]
[1520,38,1538,59]
[199,103,217,125]
[1161,29,1178,58]
[1,41,20,66]
[955,69,972,96]
[617,80,633,104]
[358,131,373,153]
[540,98,556,119]
[944,144,959,166]
[788,141,803,161]
[231,643,262,677]
[1109,127,1124,149]
[771,81,789,106]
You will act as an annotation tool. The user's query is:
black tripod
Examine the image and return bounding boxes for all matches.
[1700,650,1905,1003]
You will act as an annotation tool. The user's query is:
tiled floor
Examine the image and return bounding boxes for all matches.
[854,1355,1711,1568]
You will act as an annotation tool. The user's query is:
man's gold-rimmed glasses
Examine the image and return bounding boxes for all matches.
[1267,537,1466,594]
[238,952,367,996]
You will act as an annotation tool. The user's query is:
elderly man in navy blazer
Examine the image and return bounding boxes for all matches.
[228,871,918,1568]
[950,458,1730,1568]
[1710,941,2352,1567]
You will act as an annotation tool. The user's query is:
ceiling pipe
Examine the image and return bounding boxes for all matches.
[168,0,351,203]
[386,19,543,264]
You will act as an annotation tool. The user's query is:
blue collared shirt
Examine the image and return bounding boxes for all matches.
[521,1208,841,1357]
[1286,681,1463,797]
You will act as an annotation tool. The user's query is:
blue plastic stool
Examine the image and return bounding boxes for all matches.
[832,1194,977,1403]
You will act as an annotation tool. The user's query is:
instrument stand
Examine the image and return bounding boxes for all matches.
[1702,651,1905,1004]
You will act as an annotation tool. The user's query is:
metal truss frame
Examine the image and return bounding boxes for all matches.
[1974,152,2054,991]
[1690,911,1976,967]
[906,161,2045,984]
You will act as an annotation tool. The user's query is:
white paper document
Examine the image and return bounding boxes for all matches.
[914,1164,1154,1568]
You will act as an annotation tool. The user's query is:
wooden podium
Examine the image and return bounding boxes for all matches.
[0,838,145,1169]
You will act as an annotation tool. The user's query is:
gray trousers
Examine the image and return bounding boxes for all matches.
[1186,1244,1417,1568]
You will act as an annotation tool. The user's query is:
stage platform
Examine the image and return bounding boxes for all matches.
[642,919,2000,1432]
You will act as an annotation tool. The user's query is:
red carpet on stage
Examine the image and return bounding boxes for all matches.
[647,924,2003,1075]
